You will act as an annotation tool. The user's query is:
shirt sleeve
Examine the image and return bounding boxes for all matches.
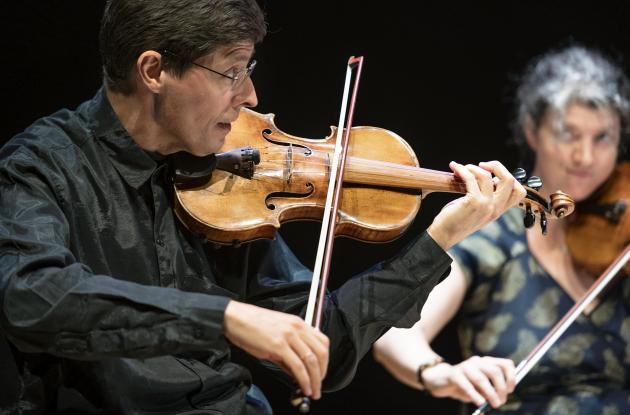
[0,145,230,360]
[243,231,452,391]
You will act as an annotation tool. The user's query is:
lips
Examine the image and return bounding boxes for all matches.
[567,169,591,178]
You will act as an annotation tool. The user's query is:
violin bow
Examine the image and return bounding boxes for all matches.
[291,56,365,413]
[472,243,630,415]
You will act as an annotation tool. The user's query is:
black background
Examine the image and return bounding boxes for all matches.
[2,1,630,414]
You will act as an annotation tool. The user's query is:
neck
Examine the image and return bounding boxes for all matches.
[527,216,567,251]
[343,157,465,194]
[106,87,173,155]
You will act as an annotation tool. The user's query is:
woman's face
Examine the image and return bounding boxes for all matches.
[526,103,620,202]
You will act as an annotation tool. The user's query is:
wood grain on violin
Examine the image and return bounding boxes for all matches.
[566,162,630,275]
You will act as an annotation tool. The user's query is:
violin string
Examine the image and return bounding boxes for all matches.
[246,169,455,191]
[252,146,449,175]
[223,146,460,189]
[254,147,430,170]
[254,158,457,177]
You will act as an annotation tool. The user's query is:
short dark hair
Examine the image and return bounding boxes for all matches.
[99,0,267,94]
[512,45,630,169]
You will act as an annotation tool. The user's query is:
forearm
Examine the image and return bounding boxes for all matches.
[1,256,230,359]
[374,257,470,390]
[373,325,439,390]
[243,232,450,391]
[321,231,451,390]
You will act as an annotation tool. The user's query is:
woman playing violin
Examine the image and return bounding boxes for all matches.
[374,45,630,414]
[0,0,525,413]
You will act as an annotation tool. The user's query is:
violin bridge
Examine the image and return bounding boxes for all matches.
[285,144,294,184]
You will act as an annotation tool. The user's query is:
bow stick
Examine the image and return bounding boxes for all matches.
[291,56,365,413]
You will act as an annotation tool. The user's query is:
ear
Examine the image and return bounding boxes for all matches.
[136,51,164,93]
[523,116,539,152]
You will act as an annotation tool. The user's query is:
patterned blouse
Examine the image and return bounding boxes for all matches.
[449,208,630,415]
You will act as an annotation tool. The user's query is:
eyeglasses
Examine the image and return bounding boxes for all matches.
[160,49,256,90]
[191,59,257,90]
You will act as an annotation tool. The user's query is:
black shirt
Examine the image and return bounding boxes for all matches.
[0,88,451,414]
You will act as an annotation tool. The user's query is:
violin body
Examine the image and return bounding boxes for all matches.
[174,108,422,245]
[566,162,630,275]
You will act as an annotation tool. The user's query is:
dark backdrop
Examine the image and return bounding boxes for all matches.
[2,1,630,414]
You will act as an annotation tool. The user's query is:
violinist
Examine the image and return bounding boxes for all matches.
[374,45,630,414]
[0,1,525,413]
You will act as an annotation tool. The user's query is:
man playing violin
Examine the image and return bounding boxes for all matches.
[374,45,630,414]
[0,1,525,413]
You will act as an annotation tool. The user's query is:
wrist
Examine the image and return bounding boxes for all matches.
[223,300,245,337]
[427,225,452,251]
[417,355,445,390]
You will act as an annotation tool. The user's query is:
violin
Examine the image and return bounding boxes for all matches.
[172,108,574,245]
[566,161,630,275]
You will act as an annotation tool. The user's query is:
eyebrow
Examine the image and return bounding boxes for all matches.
[224,43,255,57]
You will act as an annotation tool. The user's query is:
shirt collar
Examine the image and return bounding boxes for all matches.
[86,87,161,189]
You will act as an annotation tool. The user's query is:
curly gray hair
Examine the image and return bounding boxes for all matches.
[513,46,630,169]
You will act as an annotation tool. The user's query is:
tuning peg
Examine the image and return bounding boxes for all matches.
[526,176,543,190]
[523,205,535,229]
[512,168,527,184]
[290,392,311,414]
[540,212,547,235]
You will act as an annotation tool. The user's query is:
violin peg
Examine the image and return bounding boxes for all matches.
[290,391,311,414]
[526,176,543,190]
[540,212,547,235]
[298,399,311,414]
[523,205,535,229]
[512,168,527,184]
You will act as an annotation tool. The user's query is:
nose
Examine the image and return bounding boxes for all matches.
[234,77,258,108]
[571,137,595,166]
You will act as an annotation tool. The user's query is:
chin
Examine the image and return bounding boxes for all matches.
[207,135,226,154]
[573,192,593,203]
[565,184,598,203]
[188,138,224,156]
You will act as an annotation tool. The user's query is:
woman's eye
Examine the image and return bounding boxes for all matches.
[595,133,610,142]
[557,130,576,141]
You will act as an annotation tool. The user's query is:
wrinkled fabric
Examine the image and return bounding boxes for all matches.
[0,88,452,414]
[451,208,630,415]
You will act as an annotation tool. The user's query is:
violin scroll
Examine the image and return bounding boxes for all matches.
[514,168,575,234]
[549,191,575,218]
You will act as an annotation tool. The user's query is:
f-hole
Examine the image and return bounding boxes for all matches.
[265,183,315,210]
[262,129,313,156]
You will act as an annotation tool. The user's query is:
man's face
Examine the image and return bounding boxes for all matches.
[157,42,258,156]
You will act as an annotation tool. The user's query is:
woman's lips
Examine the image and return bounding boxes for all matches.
[567,169,591,178]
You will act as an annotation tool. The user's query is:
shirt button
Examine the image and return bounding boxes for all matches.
[156,238,165,247]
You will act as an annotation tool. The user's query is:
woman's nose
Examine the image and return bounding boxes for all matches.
[571,138,595,166]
